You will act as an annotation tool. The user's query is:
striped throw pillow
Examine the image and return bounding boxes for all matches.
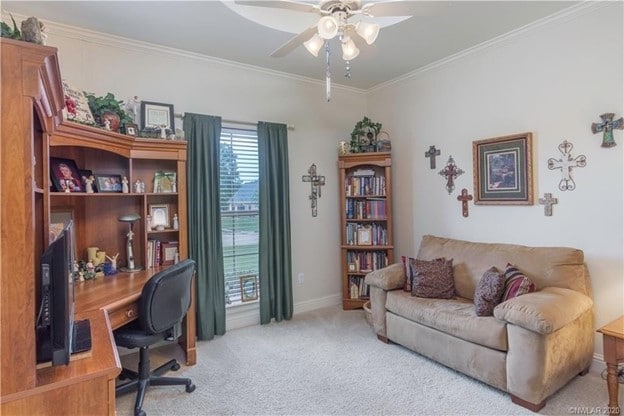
[401,255,414,292]
[502,263,536,301]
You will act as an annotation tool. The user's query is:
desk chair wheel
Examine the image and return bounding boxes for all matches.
[135,409,146,416]
[171,362,180,371]
[186,382,196,393]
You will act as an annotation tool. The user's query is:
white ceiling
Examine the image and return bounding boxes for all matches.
[4,1,577,89]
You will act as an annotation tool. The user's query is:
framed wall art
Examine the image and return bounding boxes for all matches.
[472,132,533,205]
[240,275,259,302]
[149,204,170,229]
[140,101,174,131]
[153,171,177,193]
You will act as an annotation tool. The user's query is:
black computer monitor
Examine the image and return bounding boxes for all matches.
[36,220,75,366]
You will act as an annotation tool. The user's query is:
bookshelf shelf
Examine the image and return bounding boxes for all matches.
[338,152,393,310]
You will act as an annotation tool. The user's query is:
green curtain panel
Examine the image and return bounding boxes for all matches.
[184,113,226,340]
[258,121,293,324]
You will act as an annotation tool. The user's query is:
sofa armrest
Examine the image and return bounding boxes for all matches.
[493,287,593,334]
[365,263,405,291]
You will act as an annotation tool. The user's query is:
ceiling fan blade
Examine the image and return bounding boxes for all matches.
[234,1,320,14]
[362,1,446,17]
[270,25,319,57]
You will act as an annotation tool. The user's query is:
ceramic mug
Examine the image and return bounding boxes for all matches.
[338,140,349,156]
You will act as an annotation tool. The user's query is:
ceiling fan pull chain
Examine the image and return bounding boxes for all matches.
[344,60,351,79]
[325,42,332,102]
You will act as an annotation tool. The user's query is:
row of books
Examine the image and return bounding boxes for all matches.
[348,276,369,299]
[345,223,388,246]
[346,250,389,273]
[146,239,179,269]
[345,175,386,196]
[346,199,387,220]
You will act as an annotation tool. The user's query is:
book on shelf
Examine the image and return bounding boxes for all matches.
[352,168,375,177]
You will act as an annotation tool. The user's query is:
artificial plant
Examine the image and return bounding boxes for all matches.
[350,116,383,152]
[0,15,21,40]
[84,92,133,129]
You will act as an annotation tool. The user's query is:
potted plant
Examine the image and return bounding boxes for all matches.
[84,92,133,133]
[350,117,382,153]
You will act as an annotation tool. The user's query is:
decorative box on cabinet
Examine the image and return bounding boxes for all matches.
[338,152,394,310]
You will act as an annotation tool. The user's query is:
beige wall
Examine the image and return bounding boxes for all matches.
[367,2,623,359]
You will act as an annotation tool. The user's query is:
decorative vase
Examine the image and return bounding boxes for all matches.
[338,140,349,156]
[100,110,120,132]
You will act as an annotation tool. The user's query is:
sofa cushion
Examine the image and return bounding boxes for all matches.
[386,290,508,351]
[410,257,455,299]
[474,267,505,316]
[417,235,589,300]
[502,264,536,301]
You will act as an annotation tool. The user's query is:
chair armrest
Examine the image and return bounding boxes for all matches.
[493,287,593,334]
[364,263,405,291]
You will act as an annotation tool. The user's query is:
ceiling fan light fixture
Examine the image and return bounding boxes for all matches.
[356,21,380,45]
[318,15,339,39]
[304,33,324,57]
[341,37,360,61]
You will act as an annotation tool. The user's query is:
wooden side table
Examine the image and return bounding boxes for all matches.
[597,316,624,415]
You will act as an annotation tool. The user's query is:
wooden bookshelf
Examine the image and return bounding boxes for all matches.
[338,152,394,310]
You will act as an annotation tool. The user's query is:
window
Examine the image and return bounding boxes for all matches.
[220,127,259,305]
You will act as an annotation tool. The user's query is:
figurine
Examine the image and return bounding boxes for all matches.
[159,124,167,139]
[173,213,179,230]
[104,119,111,131]
[172,181,177,193]
[85,175,95,193]
[134,179,142,193]
[140,180,145,193]
[122,176,129,193]
[105,253,119,274]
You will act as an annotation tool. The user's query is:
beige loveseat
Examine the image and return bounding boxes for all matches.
[365,235,594,411]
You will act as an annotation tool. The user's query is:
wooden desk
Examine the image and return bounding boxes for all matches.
[74,268,197,365]
[597,316,624,415]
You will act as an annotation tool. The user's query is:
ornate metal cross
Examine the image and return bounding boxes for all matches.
[438,155,464,194]
[547,140,586,191]
[538,193,558,217]
[591,113,623,148]
[456,188,473,217]
[424,145,441,169]
[302,163,326,217]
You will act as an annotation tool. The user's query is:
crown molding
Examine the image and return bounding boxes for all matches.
[367,1,610,93]
[5,11,366,96]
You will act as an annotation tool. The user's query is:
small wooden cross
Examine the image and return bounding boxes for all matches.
[547,140,586,191]
[438,155,464,194]
[538,193,558,217]
[591,113,623,148]
[456,188,473,217]
[302,163,325,217]
[424,145,441,169]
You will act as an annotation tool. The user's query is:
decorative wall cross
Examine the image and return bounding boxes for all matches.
[538,193,558,217]
[438,155,464,194]
[424,145,441,169]
[591,113,623,148]
[302,163,326,217]
[456,188,473,217]
[547,140,586,191]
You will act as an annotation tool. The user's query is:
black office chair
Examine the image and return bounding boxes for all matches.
[114,259,197,416]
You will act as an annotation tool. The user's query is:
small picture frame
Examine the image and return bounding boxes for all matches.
[472,132,533,205]
[357,227,372,246]
[348,263,357,272]
[153,171,177,193]
[160,241,179,266]
[149,204,170,229]
[95,174,123,193]
[240,275,258,302]
[50,157,82,192]
[140,101,174,131]
[125,123,138,137]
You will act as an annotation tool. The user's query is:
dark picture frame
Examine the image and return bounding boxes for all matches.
[240,275,258,302]
[95,174,123,193]
[472,132,533,205]
[125,123,138,137]
[50,157,83,192]
[160,241,179,266]
[140,101,174,131]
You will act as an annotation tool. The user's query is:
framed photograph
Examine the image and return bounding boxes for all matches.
[140,101,174,131]
[153,171,177,193]
[160,241,179,266]
[95,174,123,193]
[78,169,95,192]
[357,227,372,246]
[472,133,533,205]
[125,123,138,137]
[240,275,259,302]
[50,157,83,192]
[149,204,170,229]
[348,263,357,272]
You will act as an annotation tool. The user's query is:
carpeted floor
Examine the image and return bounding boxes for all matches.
[117,306,618,415]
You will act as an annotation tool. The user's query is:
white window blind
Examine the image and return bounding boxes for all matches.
[220,127,259,305]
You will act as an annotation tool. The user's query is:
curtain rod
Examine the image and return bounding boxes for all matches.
[174,112,295,130]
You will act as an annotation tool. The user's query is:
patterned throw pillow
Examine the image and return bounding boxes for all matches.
[410,257,455,299]
[62,81,96,125]
[501,263,536,301]
[474,267,506,316]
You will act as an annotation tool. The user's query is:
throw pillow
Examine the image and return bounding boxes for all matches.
[401,255,415,292]
[410,257,455,299]
[62,80,96,125]
[501,263,536,301]
[474,266,506,316]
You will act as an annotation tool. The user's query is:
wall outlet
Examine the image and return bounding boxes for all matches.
[297,272,304,284]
